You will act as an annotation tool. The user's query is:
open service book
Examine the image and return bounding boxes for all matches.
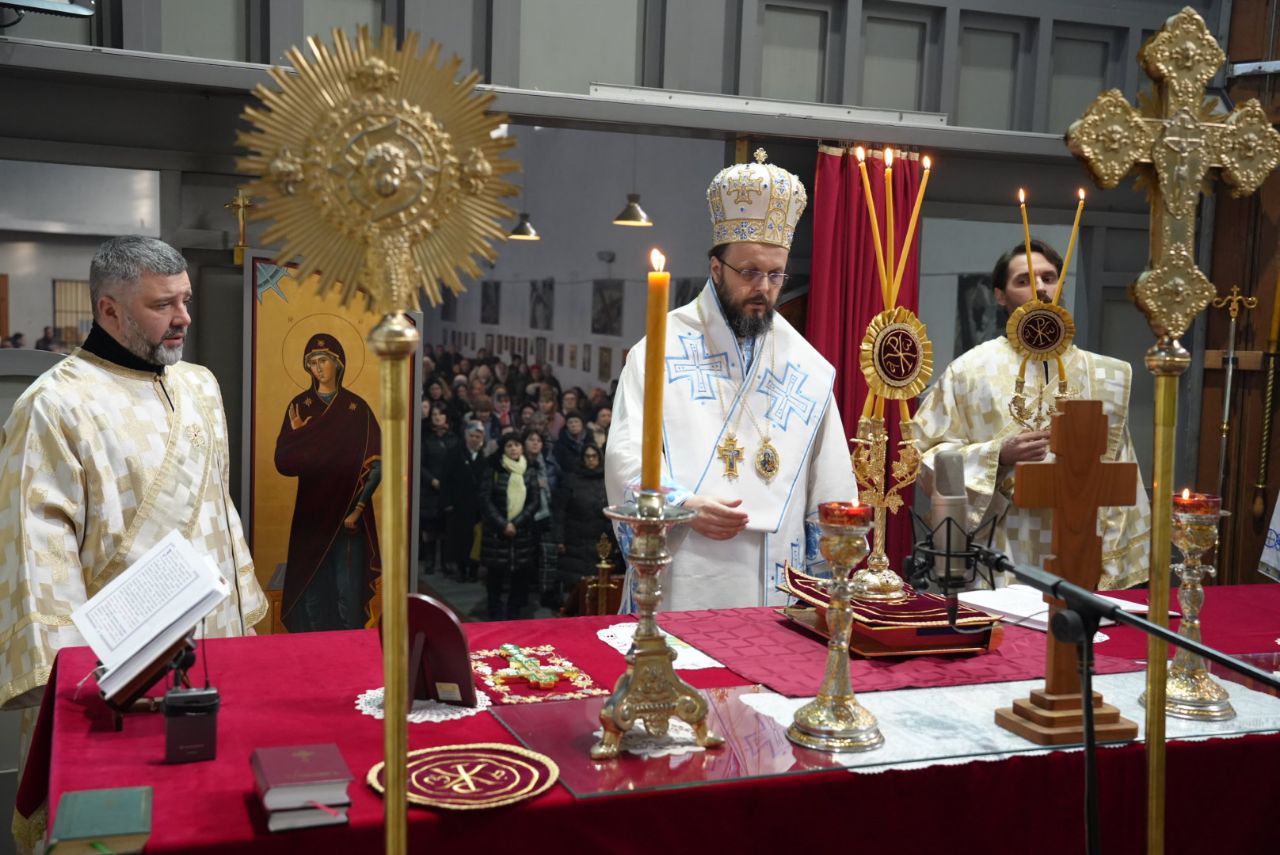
[957,584,1162,632]
[70,530,229,702]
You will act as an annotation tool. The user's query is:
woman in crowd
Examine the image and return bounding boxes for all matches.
[480,434,542,620]
[552,444,617,614]
[419,403,458,576]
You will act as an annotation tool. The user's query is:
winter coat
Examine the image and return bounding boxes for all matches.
[552,465,616,577]
[445,445,489,523]
[552,429,595,476]
[420,425,459,523]
[479,455,542,571]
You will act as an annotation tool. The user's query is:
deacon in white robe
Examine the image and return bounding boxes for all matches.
[606,153,857,611]
[913,240,1150,590]
[0,237,266,852]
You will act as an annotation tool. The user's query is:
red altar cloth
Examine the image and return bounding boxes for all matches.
[25,592,1280,854]
[1097,585,1280,660]
[657,609,1142,697]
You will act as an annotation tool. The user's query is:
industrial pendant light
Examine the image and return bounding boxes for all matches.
[508,212,540,240]
[612,134,654,227]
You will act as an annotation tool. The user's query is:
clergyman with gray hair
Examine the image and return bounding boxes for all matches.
[0,236,267,852]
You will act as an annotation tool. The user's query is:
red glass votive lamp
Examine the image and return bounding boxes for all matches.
[819,501,873,527]
[1172,489,1221,516]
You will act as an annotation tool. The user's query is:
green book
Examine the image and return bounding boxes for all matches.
[49,786,153,855]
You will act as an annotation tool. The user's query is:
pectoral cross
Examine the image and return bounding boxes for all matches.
[716,434,744,479]
[1067,8,1280,340]
[995,400,1140,744]
[492,643,577,689]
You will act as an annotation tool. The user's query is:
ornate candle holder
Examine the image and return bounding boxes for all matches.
[849,416,917,601]
[1141,494,1235,720]
[787,503,885,753]
[591,490,724,759]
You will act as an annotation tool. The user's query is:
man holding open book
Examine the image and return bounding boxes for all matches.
[0,236,267,852]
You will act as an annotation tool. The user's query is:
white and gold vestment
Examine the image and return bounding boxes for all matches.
[913,337,1150,589]
[0,351,268,715]
[606,283,857,610]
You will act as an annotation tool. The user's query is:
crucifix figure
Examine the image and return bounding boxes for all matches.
[716,434,745,479]
[1067,8,1280,341]
[994,400,1140,744]
[224,189,254,264]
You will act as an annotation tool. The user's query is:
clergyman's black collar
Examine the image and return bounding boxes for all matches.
[82,322,165,375]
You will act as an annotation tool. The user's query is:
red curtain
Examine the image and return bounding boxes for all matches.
[807,145,923,576]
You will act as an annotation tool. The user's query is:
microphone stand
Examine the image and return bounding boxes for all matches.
[977,547,1280,855]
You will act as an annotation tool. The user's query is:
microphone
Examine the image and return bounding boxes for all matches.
[930,450,968,589]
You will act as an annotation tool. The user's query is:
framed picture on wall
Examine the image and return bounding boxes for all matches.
[591,279,624,336]
[530,278,554,330]
[582,343,592,372]
[956,272,1000,357]
[480,280,500,325]
[535,336,547,365]
[244,254,421,635]
[569,344,577,369]
[672,277,700,309]
[485,333,494,351]
[556,343,564,365]
[440,288,457,322]
[598,346,612,383]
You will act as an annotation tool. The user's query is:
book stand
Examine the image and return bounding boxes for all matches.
[102,635,197,732]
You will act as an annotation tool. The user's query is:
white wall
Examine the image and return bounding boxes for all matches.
[425,125,727,392]
[0,236,102,342]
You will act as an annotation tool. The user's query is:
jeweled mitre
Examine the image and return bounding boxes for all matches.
[707,148,807,249]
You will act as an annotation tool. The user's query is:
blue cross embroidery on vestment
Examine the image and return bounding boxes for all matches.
[666,333,730,401]
[757,361,817,431]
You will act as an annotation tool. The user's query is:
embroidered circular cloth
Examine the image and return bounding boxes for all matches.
[354,687,491,724]
[367,743,559,809]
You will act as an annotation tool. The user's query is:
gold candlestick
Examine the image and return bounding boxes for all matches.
[788,504,884,753]
[1141,506,1235,720]
[592,491,724,759]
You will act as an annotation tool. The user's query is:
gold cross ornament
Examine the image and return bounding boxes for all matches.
[1211,284,1258,320]
[1066,8,1280,339]
[717,433,745,479]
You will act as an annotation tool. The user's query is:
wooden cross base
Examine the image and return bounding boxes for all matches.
[995,688,1138,745]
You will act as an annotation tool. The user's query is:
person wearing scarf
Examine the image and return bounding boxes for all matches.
[480,435,542,619]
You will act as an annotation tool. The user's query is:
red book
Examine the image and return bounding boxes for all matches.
[250,744,352,812]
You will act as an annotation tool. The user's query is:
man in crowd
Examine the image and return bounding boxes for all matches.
[606,152,857,610]
[913,238,1150,589]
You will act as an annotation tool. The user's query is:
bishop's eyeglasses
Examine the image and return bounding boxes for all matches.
[720,259,790,287]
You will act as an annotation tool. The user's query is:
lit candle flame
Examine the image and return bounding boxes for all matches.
[855,146,866,162]
[1018,188,1026,204]
[1078,188,1086,201]
[923,156,932,171]
[1182,487,1191,500]
[650,248,666,272]
[884,147,894,167]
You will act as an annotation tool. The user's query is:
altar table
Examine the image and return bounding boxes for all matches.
[23,587,1280,854]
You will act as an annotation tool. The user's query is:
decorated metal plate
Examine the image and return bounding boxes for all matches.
[368,743,559,810]
[1006,301,1075,361]
[859,306,933,400]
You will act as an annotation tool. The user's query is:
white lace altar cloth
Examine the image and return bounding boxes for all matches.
[356,687,492,724]
[596,623,724,670]
[591,718,705,758]
[741,670,1280,775]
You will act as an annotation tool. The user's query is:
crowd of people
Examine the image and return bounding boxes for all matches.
[417,342,618,620]
[0,326,70,351]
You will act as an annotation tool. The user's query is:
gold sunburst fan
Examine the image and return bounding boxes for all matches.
[1006,300,1076,361]
[859,306,933,400]
[236,25,519,314]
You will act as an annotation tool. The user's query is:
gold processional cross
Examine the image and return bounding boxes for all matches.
[1066,9,1280,852]
[1066,7,1279,341]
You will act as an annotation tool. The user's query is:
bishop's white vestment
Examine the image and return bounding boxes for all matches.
[913,337,1150,590]
[606,282,857,610]
[0,351,268,714]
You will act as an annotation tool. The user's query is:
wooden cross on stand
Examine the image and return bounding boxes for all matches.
[1067,8,1280,342]
[994,400,1140,745]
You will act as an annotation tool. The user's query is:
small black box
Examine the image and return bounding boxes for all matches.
[163,687,220,763]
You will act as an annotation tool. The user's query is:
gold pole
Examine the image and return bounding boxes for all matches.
[1143,338,1189,855]
[370,312,419,855]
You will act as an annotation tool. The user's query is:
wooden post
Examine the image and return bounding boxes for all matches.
[993,400,1140,744]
